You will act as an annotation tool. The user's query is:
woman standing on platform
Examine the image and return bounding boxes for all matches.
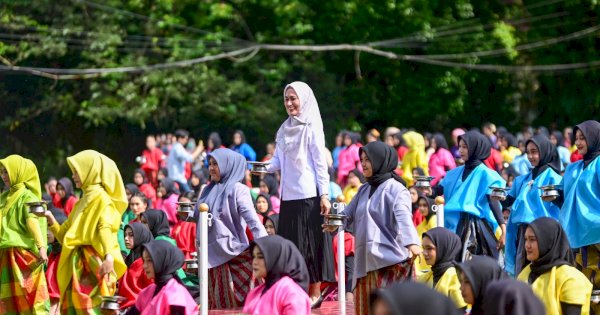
[0,155,50,314]
[44,150,128,314]
[325,141,421,315]
[197,148,267,309]
[266,81,331,308]
[495,134,562,276]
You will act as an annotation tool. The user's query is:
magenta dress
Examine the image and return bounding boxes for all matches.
[135,278,198,315]
[428,147,456,186]
[243,276,311,315]
[156,193,179,226]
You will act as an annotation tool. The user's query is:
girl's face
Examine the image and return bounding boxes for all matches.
[284,88,301,117]
[157,171,166,181]
[142,249,155,279]
[266,143,275,155]
[575,129,587,156]
[179,196,191,203]
[56,183,66,199]
[72,170,82,188]
[343,135,352,147]
[255,197,269,214]
[0,166,9,187]
[252,246,267,279]
[126,189,134,201]
[124,227,134,249]
[458,139,469,161]
[208,157,221,182]
[430,138,437,150]
[133,173,144,185]
[360,152,373,178]
[526,142,540,167]
[259,181,269,194]
[130,196,147,216]
[335,134,343,147]
[191,174,201,186]
[372,298,392,315]
[459,272,475,305]
[409,187,418,204]
[421,236,437,266]
[264,219,276,236]
[233,133,242,146]
[524,226,540,262]
[417,199,429,217]
[347,172,360,187]
[550,135,558,146]
[412,169,420,178]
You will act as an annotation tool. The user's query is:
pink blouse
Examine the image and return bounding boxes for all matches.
[135,278,198,315]
[428,148,456,186]
[243,276,310,315]
[155,193,179,226]
[337,144,363,186]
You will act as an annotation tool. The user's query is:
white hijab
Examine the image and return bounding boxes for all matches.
[276,81,324,168]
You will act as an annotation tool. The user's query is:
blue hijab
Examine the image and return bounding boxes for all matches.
[196,148,246,216]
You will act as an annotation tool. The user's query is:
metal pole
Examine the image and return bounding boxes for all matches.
[198,203,209,315]
[334,196,346,310]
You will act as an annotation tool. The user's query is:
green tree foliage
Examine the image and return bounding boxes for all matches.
[0,0,598,176]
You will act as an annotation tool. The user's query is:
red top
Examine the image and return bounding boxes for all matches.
[52,195,78,216]
[141,148,164,173]
[171,221,197,260]
[118,258,154,309]
[484,148,503,172]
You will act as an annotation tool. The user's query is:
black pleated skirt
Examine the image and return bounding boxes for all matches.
[278,197,324,283]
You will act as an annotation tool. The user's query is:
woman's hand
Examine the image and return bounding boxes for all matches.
[417,186,433,197]
[490,195,506,202]
[99,254,115,278]
[321,224,338,233]
[320,197,331,215]
[407,244,423,263]
[541,195,557,202]
[38,246,48,264]
[497,224,506,250]
[44,210,56,226]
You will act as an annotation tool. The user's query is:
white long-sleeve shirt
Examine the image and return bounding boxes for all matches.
[268,127,329,201]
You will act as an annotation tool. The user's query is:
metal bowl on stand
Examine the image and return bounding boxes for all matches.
[176,202,196,220]
[489,186,510,199]
[25,201,47,217]
[538,184,562,199]
[414,176,435,188]
[592,290,600,304]
[248,161,270,175]
[185,252,199,272]
[323,214,346,227]
[100,295,126,310]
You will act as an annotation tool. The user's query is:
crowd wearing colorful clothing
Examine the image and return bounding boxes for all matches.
[1,80,599,315]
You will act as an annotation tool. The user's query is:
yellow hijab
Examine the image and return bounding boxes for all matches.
[0,155,45,250]
[401,131,429,186]
[57,150,128,293]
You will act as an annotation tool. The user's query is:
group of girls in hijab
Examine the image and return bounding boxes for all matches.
[259,173,281,213]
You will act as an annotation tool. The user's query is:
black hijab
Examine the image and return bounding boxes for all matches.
[525,135,561,180]
[422,227,462,286]
[526,217,573,284]
[552,130,565,148]
[265,214,279,234]
[456,255,507,315]
[254,192,272,220]
[483,279,545,315]
[57,177,74,206]
[574,120,600,168]
[502,132,518,148]
[124,222,154,267]
[359,141,404,197]
[253,235,309,294]
[433,133,449,151]
[416,195,436,221]
[458,132,491,181]
[208,132,222,150]
[369,282,462,315]
[141,209,171,238]
[126,183,140,196]
[142,240,185,296]
[262,174,280,197]
[160,178,178,198]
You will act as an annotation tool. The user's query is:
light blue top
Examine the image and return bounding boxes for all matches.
[510,154,532,176]
[504,168,562,274]
[441,164,506,233]
[560,158,600,248]
[341,178,419,287]
[557,146,571,170]
[167,142,194,183]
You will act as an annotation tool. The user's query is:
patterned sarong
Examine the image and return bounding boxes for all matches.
[208,248,253,309]
[354,260,414,315]
[60,246,117,315]
[0,247,50,314]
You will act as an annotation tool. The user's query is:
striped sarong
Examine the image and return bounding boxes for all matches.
[577,244,600,315]
[354,260,414,315]
[208,248,253,309]
[0,247,50,314]
[60,246,117,315]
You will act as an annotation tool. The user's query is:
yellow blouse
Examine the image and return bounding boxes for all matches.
[518,264,592,315]
[342,185,360,203]
[418,267,467,309]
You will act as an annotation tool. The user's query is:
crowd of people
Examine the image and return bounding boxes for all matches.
[0,80,599,315]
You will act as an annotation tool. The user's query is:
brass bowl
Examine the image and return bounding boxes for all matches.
[323,213,346,227]
[248,162,270,174]
[414,176,435,188]
[100,295,126,310]
[25,201,47,216]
